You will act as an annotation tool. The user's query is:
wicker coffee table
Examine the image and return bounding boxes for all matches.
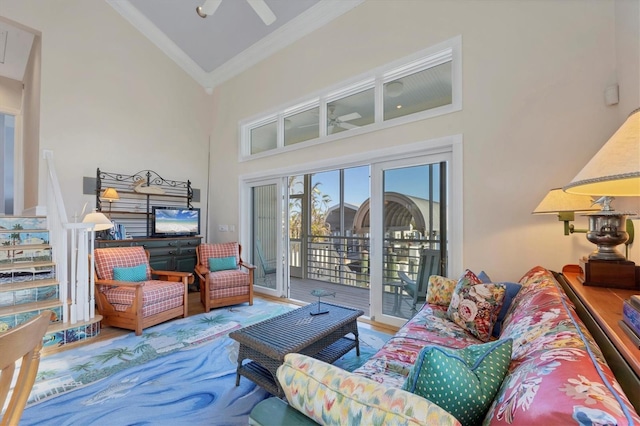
[229,302,363,396]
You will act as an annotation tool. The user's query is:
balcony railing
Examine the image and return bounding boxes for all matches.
[303,235,439,288]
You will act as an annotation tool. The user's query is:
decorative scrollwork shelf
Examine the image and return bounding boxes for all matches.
[95,168,193,238]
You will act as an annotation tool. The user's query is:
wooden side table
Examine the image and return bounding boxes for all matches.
[560,264,640,412]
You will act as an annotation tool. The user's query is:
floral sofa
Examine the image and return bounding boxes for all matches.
[249,266,640,425]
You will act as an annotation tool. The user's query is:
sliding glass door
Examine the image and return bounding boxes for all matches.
[370,154,449,323]
[241,137,461,327]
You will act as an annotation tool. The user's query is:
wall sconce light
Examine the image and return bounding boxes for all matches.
[100,187,119,217]
[533,188,600,235]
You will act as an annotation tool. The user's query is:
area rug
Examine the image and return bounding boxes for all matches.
[20,299,391,426]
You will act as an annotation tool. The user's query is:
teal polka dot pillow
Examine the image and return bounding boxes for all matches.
[113,263,148,282]
[402,338,512,426]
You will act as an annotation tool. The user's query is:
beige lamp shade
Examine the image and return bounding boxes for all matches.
[101,187,120,202]
[532,188,600,214]
[564,108,640,196]
[83,212,114,231]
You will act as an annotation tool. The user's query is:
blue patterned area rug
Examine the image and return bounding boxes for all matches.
[21,299,391,426]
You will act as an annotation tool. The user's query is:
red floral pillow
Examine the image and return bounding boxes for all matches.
[446,270,506,342]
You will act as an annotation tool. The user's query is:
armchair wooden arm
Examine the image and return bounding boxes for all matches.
[239,261,257,271]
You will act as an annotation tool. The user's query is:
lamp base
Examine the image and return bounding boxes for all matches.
[578,256,640,289]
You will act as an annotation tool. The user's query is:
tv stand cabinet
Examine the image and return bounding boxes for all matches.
[95,236,202,291]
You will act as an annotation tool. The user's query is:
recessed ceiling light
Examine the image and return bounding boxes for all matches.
[396,105,402,109]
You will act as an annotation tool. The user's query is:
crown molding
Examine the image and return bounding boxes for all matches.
[107,0,365,93]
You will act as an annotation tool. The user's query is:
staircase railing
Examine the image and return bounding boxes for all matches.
[43,150,95,324]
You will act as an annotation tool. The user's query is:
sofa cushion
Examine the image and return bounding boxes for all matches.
[113,263,147,282]
[402,339,513,426]
[491,282,522,338]
[447,270,506,342]
[208,256,237,272]
[426,275,457,306]
[354,304,483,388]
[102,280,185,317]
[277,353,461,426]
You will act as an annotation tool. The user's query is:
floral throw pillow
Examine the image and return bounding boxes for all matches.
[446,270,506,342]
[426,275,458,306]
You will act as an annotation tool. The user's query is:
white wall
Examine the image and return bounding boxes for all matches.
[209,0,639,280]
[0,0,213,223]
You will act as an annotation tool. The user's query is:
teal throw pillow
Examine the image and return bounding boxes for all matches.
[208,256,237,272]
[113,263,147,282]
[402,339,513,426]
[491,282,522,337]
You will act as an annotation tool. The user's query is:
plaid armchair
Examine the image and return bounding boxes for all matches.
[194,242,255,312]
[92,246,190,335]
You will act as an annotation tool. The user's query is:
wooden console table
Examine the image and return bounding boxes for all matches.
[560,264,640,411]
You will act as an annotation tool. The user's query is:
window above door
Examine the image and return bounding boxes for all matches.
[240,36,462,161]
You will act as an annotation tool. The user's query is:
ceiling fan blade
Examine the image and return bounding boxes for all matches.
[247,0,277,25]
[197,0,222,17]
[337,112,361,122]
[338,122,359,130]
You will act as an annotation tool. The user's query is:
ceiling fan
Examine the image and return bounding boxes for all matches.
[196,0,277,26]
[327,106,361,134]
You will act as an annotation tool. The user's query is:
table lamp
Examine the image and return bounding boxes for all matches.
[100,188,119,217]
[563,108,640,288]
[82,211,114,232]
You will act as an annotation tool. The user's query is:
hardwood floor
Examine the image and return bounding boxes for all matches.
[44,290,398,356]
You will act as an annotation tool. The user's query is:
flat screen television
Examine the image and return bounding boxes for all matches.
[152,207,200,237]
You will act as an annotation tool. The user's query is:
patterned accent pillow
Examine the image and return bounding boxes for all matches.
[402,339,513,426]
[208,256,237,272]
[446,270,506,342]
[426,275,457,306]
[113,263,147,282]
[277,353,461,426]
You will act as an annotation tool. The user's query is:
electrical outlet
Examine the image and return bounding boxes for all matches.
[218,224,228,232]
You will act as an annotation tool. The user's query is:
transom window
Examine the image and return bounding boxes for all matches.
[240,36,461,160]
